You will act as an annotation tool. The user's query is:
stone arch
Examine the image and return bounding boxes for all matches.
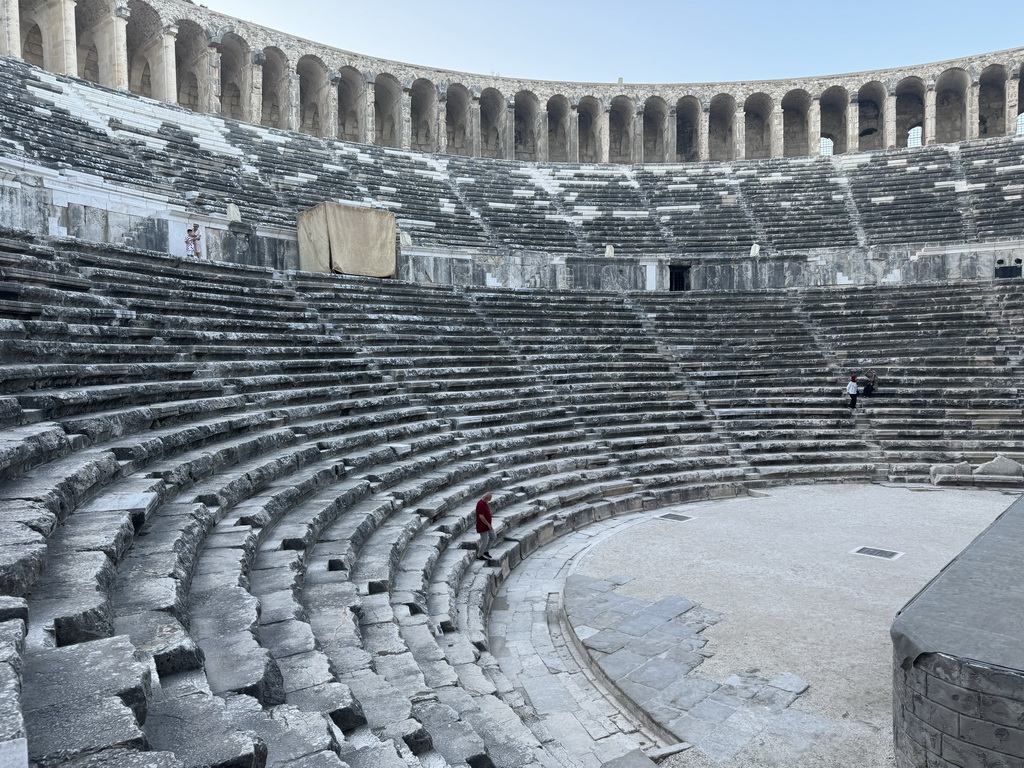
[547,94,570,163]
[577,96,602,163]
[978,64,1007,137]
[643,96,668,163]
[337,66,364,142]
[935,68,969,144]
[819,86,848,155]
[675,96,700,162]
[174,18,208,112]
[373,72,403,148]
[444,83,471,156]
[858,80,886,151]
[74,0,110,84]
[479,87,505,159]
[260,47,288,129]
[20,19,44,68]
[297,55,329,137]
[410,78,437,153]
[709,93,736,161]
[126,0,162,99]
[514,90,540,161]
[609,96,634,164]
[781,89,810,157]
[895,76,925,148]
[744,92,772,159]
[217,32,250,121]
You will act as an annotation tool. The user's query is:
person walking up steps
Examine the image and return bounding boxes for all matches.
[476,492,494,560]
[847,375,859,413]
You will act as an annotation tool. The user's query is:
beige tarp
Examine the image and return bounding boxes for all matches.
[297,202,396,277]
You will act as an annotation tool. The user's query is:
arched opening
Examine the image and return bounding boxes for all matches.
[217,32,250,121]
[444,83,471,156]
[782,89,810,157]
[20,21,44,68]
[174,19,208,112]
[18,0,48,69]
[410,78,437,152]
[1017,113,1024,136]
[126,1,161,99]
[337,67,363,143]
[260,47,288,129]
[978,65,1007,138]
[935,68,969,144]
[479,88,505,159]
[857,81,886,151]
[676,96,700,162]
[819,86,848,155]
[297,55,329,137]
[708,93,735,161]
[74,0,110,84]
[609,96,634,164]
[514,90,540,161]
[744,92,772,159]
[643,96,668,163]
[373,73,402,147]
[819,136,834,156]
[577,96,602,163]
[895,77,925,148]
[547,95,570,163]
[907,125,923,147]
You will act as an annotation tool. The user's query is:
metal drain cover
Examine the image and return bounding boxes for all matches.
[851,546,903,560]
[661,513,693,522]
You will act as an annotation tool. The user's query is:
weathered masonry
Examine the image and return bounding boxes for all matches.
[1,0,1022,163]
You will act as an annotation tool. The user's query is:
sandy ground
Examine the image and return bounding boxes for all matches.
[573,484,1016,768]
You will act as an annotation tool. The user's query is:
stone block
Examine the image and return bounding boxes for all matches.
[973,454,1024,477]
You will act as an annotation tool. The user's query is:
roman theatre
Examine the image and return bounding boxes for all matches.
[0,1,1023,766]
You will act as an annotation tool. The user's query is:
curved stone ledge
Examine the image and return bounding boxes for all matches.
[892,495,1024,768]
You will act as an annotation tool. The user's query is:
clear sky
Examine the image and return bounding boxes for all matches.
[201,0,1021,85]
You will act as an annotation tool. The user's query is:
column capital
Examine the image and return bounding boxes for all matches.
[115,4,130,19]
[252,50,266,66]
[161,23,178,38]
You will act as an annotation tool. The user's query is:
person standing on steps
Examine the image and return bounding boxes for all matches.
[476,492,494,560]
[863,368,879,397]
[847,375,859,413]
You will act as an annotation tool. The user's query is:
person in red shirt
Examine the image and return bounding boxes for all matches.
[476,493,494,560]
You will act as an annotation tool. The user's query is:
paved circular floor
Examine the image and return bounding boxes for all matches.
[570,484,1016,767]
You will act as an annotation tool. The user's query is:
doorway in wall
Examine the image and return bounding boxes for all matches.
[669,265,691,291]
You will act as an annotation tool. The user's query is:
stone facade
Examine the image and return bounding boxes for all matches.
[1,0,1021,163]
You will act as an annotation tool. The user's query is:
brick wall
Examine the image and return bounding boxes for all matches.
[894,651,1024,767]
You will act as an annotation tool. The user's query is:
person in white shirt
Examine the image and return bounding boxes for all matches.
[846,375,859,411]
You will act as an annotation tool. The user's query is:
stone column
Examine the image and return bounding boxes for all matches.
[325,70,340,139]
[809,97,821,155]
[0,0,19,58]
[966,78,980,140]
[153,24,178,105]
[249,50,265,126]
[733,109,745,160]
[41,0,78,75]
[883,90,896,148]
[469,95,481,157]
[435,93,447,154]
[400,88,412,149]
[285,71,300,132]
[633,107,644,163]
[1006,73,1019,137]
[89,2,129,89]
[924,85,936,144]
[568,103,579,162]
[537,109,548,161]
[847,93,860,154]
[503,97,515,160]
[698,107,710,162]
[665,106,677,163]
[769,107,784,157]
[597,107,610,163]
[203,44,221,115]
[363,77,376,144]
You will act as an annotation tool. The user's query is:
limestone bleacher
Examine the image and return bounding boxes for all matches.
[735,158,859,251]
[444,156,581,254]
[839,146,967,246]
[535,166,674,256]
[959,136,1024,242]
[797,282,1024,479]
[632,290,884,484]
[632,164,758,253]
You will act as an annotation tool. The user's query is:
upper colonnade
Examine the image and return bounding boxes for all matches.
[1,0,1022,163]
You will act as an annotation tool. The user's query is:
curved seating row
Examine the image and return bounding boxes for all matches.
[3,234,1024,766]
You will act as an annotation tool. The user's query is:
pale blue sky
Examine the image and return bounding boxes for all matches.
[203,0,1021,85]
